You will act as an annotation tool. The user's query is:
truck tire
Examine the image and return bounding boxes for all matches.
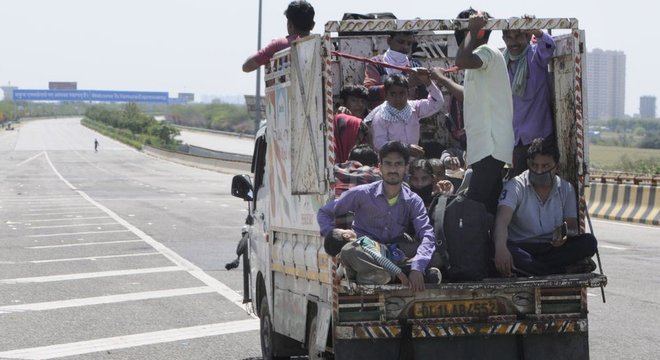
[259,295,291,360]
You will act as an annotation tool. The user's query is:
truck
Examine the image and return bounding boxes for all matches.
[231,16,608,359]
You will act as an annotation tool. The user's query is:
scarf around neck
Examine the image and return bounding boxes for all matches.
[383,49,410,75]
[381,102,413,123]
[504,44,530,97]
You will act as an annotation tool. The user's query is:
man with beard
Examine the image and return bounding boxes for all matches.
[493,138,598,276]
[317,141,437,292]
[502,17,556,176]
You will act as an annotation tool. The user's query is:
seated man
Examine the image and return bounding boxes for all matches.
[493,138,598,276]
[318,141,437,292]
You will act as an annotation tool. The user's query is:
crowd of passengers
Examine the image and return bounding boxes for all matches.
[242,1,598,291]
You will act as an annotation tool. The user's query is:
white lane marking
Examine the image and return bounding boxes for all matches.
[44,151,255,316]
[28,222,119,229]
[25,216,112,223]
[0,286,215,313]
[591,218,659,230]
[0,266,182,284]
[28,229,130,238]
[29,252,161,264]
[0,197,79,203]
[16,151,45,167]
[0,318,259,360]
[26,207,98,214]
[587,292,597,297]
[599,245,627,251]
[27,239,143,249]
[22,211,103,217]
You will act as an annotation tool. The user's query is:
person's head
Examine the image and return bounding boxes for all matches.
[348,144,379,167]
[502,29,532,56]
[387,31,416,54]
[408,159,434,189]
[526,137,560,186]
[454,8,492,46]
[384,73,409,110]
[379,141,410,186]
[427,158,447,182]
[285,1,315,35]
[339,84,369,117]
[324,228,356,256]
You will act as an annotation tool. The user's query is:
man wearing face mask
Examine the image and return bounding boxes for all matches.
[492,138,597,276]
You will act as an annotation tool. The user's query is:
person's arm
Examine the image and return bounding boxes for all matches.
[317,188,361,236]
[532,31,555,67]
[430,68,464,101]
[493,205,514,276]
[455,14,487,70]
[242,56,260,73]
[364,62,386,102]
[408,196,435,272]
[414,81,445,119]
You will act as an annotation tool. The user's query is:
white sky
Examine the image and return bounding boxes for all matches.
[2,0,656,115]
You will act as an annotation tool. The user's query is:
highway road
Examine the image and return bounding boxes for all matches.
[0,117,658,359]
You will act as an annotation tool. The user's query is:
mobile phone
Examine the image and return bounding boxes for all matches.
[561,222,568,238]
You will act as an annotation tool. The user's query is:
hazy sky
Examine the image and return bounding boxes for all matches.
[2,0,656,115]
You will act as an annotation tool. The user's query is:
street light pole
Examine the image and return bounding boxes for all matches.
[254,0,263,134]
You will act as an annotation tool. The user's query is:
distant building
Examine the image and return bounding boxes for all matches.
[1,85,17,101]
[640,96,656,119]
[586,49,626,120]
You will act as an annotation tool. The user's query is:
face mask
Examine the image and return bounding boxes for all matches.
[411,184,434,206]
[528,168,554,186]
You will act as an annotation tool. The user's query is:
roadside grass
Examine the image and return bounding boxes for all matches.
[589,144,660,174]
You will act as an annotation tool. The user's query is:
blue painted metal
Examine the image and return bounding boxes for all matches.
[12,89,169,103]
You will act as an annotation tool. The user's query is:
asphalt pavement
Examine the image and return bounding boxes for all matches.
[0,118,658,359]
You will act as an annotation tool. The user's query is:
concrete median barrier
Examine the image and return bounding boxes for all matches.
[586,183,659,226]
[143,145,251,174]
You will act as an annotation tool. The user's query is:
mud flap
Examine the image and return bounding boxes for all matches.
[398,319,414,360]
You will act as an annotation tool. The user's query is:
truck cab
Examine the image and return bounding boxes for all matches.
[232,16,607,359]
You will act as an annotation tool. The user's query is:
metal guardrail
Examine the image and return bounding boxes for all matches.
[590,171,659,186]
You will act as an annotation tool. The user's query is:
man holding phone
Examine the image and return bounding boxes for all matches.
[492,138,598,276]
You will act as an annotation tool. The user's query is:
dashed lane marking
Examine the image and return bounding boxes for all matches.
[29,252,161,264]
[0,266,182,284]
[0,318,260,359]
[28,222,120,229]
[27,229,131,238]
[0,286,215,313]
[27,239,143,249]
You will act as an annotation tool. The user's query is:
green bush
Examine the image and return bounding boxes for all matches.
[83,103,180,150]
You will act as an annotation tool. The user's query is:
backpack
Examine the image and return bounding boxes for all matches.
[429,194,493,281]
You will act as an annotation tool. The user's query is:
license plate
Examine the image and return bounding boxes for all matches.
[413,299,497,318]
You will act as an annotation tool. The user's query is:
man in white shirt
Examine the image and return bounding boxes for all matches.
[454,8,514,215]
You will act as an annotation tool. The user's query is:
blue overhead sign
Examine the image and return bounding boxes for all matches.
[12,89,170,103]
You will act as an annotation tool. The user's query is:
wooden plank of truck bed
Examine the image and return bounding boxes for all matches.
[340,273,607,292]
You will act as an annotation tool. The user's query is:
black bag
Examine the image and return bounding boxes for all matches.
[429,194,493,281]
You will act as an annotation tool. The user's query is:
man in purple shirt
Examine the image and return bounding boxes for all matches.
[242,1,315,72]
[317,141,436,292]
[502,21,556,176]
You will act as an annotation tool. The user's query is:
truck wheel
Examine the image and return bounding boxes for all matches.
[307,315,325,360]
[259,295,290,360]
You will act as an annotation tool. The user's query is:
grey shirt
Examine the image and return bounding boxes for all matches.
[498,171,577,243]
